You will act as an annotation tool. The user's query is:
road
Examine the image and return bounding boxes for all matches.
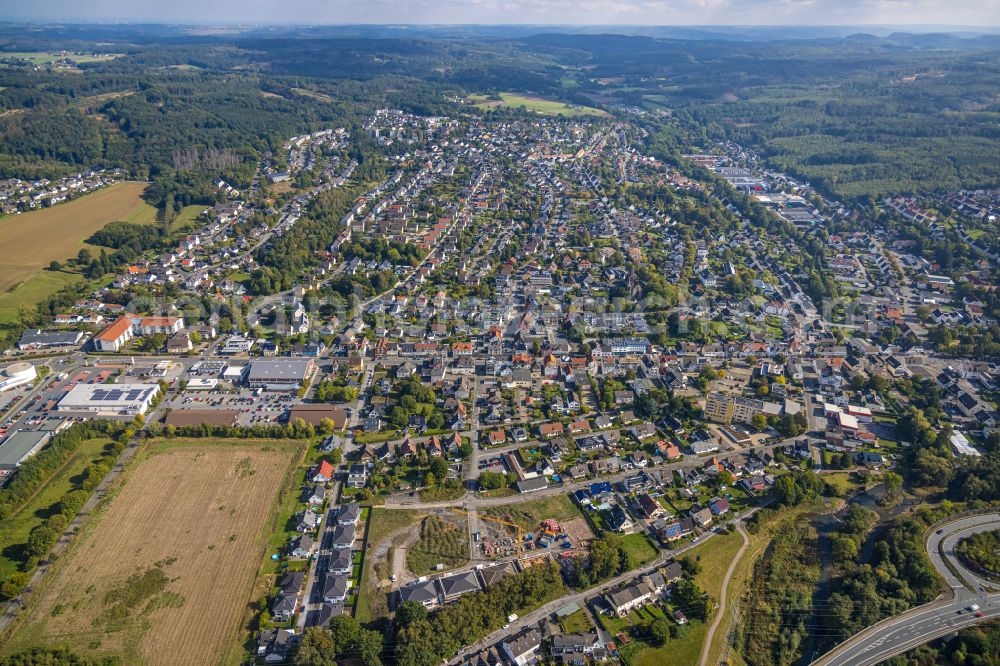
[812,513,1000,666]
[385,435,796,512]
[0,382,177,631]
[450,506,767,664]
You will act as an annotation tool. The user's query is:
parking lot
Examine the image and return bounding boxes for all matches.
[165,388,298,426]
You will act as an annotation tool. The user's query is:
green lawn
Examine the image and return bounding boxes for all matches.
[821,471,864,496]
[621,623,708,666]
[683,529,745,600]
[601,601,708,666]
[0,269,84,325]
[468,92,609,117]
[170,205,208,232]
[559,609,592,634]
[621,533,659,567]
[0,438,112,579]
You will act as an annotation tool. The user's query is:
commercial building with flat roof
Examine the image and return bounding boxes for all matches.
[288,404,348,429]
[57,383,160,415]
[18,329,86,350]
[0,430,51,470]
[247,359,315,390]
[0,362,36,393]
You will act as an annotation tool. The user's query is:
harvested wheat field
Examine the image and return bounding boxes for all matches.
[0,180,152,293]
[5,441,302,665]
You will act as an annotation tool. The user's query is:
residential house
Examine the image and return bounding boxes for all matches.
[502,628,543,666]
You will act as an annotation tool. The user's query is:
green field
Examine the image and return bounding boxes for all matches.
[120,201,159,226]
[468,93,609,117]
[621,533,659,567]
[0,269,85,326]
[0,187,201,327]
[170,205,208,232]
[0,438,112,579]
[0,181,151,295]
[0,52,122,65]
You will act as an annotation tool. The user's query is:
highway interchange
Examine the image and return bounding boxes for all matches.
[813,513,1000,666]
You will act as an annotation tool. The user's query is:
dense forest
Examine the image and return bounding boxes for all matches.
[1,26,998,203]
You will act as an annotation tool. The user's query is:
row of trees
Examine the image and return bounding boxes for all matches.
[294,616,383,666]
[393,560,566,666]
[1,423,130,600]
[0,420,125,519]
[149,417,329,440]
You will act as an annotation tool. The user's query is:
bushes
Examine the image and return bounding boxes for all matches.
[163,419,316,440]
[395,561,566,666]
[741,522,820,666]
[0,421,124,518]
[771,469,824,506]
[955,529,1000,578]
[0,571,31,601]
[822,517,940,643]
[314,381,358,403]
[0,646,115,665]
[406,516,468,573]
[564,533,632,588]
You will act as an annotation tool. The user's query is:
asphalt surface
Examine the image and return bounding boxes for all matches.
[449,505,768,665]
[812,513,1000,666]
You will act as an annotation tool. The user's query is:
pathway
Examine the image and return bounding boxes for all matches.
[699,521,750,666]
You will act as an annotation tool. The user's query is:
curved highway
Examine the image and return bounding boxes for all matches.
[813,513,1000,666]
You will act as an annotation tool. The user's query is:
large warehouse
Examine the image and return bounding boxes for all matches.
[246,359,315,391]
[0,430,51,470]
[57,383,160,415]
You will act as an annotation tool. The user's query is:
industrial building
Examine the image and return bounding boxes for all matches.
[0,430,51,470]
[246,359,315,390]
[57,383,160,415]
[17,329,86,350]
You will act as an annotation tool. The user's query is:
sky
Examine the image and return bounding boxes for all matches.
[3,0,998,27]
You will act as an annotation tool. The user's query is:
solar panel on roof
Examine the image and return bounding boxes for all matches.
[105,389,124,401]
[126,389,143,401]
[91,389,107,400]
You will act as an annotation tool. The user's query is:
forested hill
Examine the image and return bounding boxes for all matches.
[0,24,999,201]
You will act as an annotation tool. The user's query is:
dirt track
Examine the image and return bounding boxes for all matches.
[5,443,294,665]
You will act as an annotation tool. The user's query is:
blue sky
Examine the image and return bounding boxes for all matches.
[4,0,997,26]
